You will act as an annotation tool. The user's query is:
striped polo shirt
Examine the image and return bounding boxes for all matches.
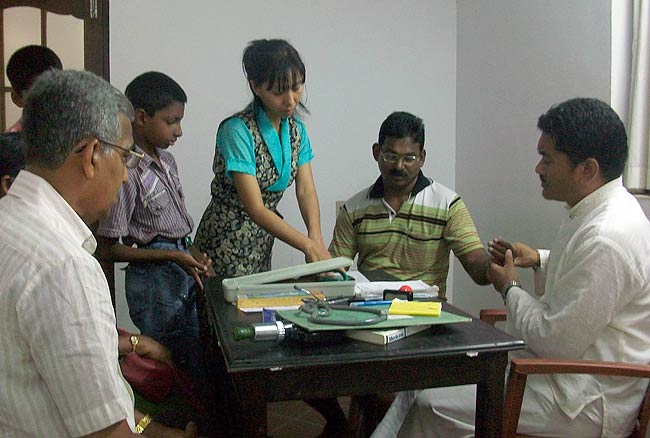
[97,145,194,245]
[329,172,484,298]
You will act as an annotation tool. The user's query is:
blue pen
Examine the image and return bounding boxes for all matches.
[350,300,393,307]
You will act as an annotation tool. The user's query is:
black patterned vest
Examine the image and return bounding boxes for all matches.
[194,104,301,278]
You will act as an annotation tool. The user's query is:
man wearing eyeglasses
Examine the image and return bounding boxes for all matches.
[0,70,197,437]
[330,111,490,300]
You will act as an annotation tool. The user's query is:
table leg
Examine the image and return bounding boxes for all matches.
[232,373,268,438]
[475,352,508,438]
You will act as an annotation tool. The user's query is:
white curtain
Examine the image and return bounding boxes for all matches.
[624,0,650,190]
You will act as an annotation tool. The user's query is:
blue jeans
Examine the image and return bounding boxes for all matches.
[125,239,199,342]
[125,239,209,404]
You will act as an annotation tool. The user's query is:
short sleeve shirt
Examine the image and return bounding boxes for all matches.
[329,173,484,298]
[96,146,194,245]
[217,105,313,191]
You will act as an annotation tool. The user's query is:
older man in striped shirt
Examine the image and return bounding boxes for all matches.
[0,70,195,437]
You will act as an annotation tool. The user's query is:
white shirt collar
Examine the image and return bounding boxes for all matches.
[567,177,624,219]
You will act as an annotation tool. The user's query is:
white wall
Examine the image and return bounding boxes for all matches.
[110,1,615,329]
[110,1,457,330]
[453,0,612,316]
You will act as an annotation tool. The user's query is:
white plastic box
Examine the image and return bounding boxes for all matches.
[222,257,355,303]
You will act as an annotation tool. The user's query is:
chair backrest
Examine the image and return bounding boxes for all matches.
[479,308,506,326]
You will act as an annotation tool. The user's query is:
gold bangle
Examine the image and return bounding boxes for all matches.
[135,413,152,434]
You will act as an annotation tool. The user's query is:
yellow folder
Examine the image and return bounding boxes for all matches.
[388,300,442,317]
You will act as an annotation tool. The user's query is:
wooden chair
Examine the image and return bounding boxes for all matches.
[479,308,650,438]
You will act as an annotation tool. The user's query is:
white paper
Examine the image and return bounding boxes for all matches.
[354,280,439,300]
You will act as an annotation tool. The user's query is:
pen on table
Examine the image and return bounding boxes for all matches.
[294,285,322,301]
[350,300,394,307]
[325,296,351,304]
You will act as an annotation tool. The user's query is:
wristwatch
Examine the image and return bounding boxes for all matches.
[501,280,521,301]
[532,249,541,272]
[129,335,139,354]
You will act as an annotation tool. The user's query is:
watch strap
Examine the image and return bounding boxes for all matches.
[501,280,521,300]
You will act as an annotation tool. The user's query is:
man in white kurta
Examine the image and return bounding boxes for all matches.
[372,98,650,438]
[0,70,137,437]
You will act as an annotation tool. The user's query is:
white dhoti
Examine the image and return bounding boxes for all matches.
[371,376,604,438]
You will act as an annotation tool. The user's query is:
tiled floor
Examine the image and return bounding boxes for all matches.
[267,397,350,438]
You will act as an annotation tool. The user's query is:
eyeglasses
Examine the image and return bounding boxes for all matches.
[380,150,421,166]
[98,138,144,169]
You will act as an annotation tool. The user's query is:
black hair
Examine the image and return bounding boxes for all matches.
[0,132,25,177]
[6,45,62,96]
[242,39,308,114]
[378,111,425,151]
[537,98,627,181]
[124,71,187,117]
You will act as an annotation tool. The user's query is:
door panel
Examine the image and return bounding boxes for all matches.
[47,11,85,70]
[0,0,108,130]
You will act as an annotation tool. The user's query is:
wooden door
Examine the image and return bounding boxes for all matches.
[1,0,109,130]
[1,0,115,306]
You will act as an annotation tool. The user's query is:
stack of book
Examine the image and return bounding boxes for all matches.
[345,325,430,345]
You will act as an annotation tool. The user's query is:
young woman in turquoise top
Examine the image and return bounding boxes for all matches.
[194,39,348,436]
[195,39,330,278]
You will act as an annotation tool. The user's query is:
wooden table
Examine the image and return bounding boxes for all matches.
[205,278,525,437]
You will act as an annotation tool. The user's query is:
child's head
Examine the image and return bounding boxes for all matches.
[125,72,186,150]
[6,45,62,107]
[242,39,308,115]
[0,132,25,197]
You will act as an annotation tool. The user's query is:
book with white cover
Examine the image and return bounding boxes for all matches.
[345,325,430,345]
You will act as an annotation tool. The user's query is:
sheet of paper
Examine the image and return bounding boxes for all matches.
[354,280,439,300]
